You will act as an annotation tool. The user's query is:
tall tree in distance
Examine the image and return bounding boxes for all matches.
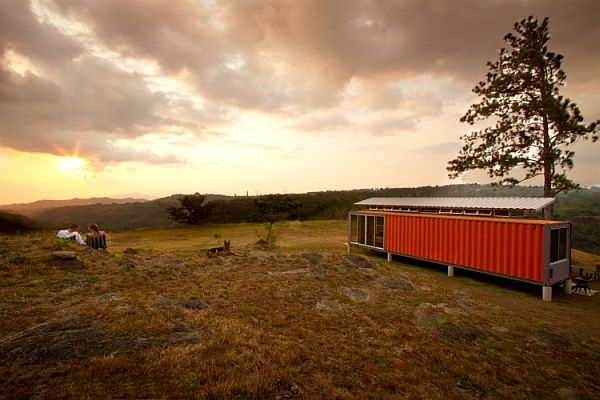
[448,16,598,218]
[167,193,215,224]
[254,194,301,247]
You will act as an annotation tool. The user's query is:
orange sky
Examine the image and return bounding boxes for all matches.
[1,0,599,204]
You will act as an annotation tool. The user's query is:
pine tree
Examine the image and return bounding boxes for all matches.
[448,16,598,218]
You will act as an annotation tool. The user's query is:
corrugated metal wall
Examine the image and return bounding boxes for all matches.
[384,214,544,282]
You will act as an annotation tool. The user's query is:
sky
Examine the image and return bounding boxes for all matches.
[0,0,599,204]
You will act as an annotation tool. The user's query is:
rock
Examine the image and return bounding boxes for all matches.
[316,299,344,311]
[532,330,572,347]
[439,323,484,344]
[180,299,209,310]
[52,251,77,260]
[301,252,323,267]
[343,254,374,269]
[123,248,138,254]
[0,316,108,372]
[269,268,309,275]
[0,316,202,376]
[95,292,120,302]
[337,286,370,302]
[377,276,414,291]
[359,267,379,277]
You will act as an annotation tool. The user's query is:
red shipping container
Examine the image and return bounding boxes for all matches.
[348,211,571,290]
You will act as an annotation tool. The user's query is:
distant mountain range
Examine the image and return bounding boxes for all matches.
[0,211,41,234]
[0,194,232,231]
[0,185,598,254]
[0,197,148,217]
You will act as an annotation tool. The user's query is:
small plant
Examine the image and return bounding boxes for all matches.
[436,315,450,325]
[213,233,223,246]
[115,253,136,271]
[50,237,72,251]
[481,338,498,359]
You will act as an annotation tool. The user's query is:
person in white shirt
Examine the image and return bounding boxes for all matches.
[56,224,85,245]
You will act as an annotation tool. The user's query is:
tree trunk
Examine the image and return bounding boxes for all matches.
[543,204,553,220]
[266,222,274,247]
[542,111,553,220]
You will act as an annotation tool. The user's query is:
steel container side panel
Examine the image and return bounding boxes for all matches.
[426,217,435,260]
[485,221,493,273]
[383,215,393,252]
[533,225,543,281]
[500,223,508,275]
[514,224,522,279]
[383,213,544,282]
[508,224,516,277]
[451,219,460,265]
[475,221,482,270]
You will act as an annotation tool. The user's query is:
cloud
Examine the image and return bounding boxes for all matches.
[48,0,600,115]
[0,0,83,63]
[0,56,185,164]
[0,1,211,165]
[0,0,598,177]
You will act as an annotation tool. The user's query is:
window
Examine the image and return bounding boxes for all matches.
[358,215,366,244]
[375,216,384,248]
[351,214,384,248]
[366,215,375,246]
[550,228,568,262]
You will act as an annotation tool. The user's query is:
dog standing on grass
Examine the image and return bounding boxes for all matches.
[207,240,230,257]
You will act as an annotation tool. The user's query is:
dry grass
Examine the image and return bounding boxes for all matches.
[1,221,599,399]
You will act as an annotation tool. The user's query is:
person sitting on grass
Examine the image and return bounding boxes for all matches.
[56,223,85,245]
[86,223,107,249]
[87,223,105,238]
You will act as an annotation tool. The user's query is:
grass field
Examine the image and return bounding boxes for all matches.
[1,221,599,399]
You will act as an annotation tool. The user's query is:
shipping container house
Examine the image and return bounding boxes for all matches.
[347,197,571,301]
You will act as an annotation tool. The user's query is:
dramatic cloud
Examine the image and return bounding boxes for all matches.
[0,0,598,197]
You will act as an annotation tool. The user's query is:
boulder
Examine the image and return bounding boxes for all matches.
[52,251,77,260]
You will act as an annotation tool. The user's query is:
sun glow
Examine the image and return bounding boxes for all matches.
[58,156,85,173]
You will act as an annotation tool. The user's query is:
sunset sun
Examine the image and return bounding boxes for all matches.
[58,156,84,173]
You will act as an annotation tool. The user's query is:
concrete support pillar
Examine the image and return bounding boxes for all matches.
[387,253,392,262]
[542,285,552,302]
[563,279,572,294]
[448,265,454,277]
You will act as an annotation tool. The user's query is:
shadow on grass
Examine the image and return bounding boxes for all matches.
[352,247,559,300]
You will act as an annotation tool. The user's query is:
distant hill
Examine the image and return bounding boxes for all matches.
[0,197,147,217]
[2,185,597,254]
[31,194,231,232]
[0,211,42,234]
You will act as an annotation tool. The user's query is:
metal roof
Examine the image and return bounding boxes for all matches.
[355,197,555,211]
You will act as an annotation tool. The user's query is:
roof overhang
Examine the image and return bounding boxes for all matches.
[354,197,555,211]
